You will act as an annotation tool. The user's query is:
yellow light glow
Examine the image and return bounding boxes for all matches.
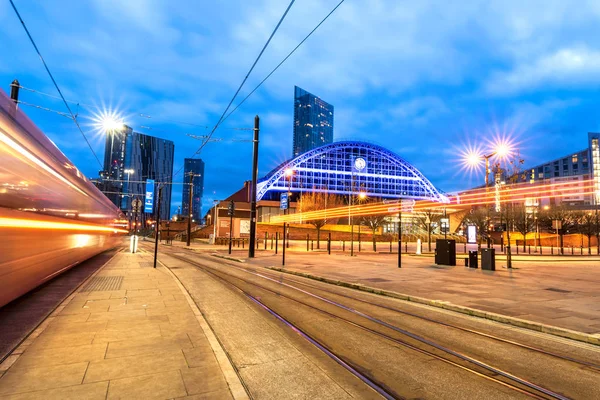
[284,168,294,177]
[358,192,367,200]
[495,142,511,158]
[0,217,127,233]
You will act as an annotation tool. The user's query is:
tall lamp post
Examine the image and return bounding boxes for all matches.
[465,143,511,248]
[124,169,134,231]
[284,168,294,248]
[596,190,599,255]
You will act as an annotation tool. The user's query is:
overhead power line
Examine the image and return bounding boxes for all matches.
[221,0,346,126]
[175,0,296,178]
[9,0,102,168]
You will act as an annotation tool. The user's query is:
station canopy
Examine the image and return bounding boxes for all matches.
[256,141,447,203]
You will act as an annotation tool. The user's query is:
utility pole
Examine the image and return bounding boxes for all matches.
[248,115,259,258]
[153,186,163,269]
[398,199,402,268]
[228,200,235,255]
[186,172,194,246]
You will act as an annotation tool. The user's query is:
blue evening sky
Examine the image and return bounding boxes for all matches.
[1,1,599,215]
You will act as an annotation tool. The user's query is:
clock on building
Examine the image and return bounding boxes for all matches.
[354,157,366,171]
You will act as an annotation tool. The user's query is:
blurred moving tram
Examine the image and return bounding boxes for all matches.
[0,89,126,308]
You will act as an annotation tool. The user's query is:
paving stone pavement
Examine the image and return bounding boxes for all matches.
[0,249,242,400]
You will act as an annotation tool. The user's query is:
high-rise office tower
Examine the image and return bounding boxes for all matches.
[99,125,133,206]
[123,132,175,221]
[182,158,205,222]
[292,86,334,157]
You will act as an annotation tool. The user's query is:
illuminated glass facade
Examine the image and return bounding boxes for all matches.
[293,86,333,157]
[182,158,205,222]
[122,132,174,221]
[257,141,447,203]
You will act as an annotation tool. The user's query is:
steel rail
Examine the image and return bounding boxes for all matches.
[162,250,564,399]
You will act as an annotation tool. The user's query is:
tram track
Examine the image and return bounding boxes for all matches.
[162,250,579,399]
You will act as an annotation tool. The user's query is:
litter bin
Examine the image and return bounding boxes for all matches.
[435,239,456,266]
[481,248,496,271]
[468,250,478,269]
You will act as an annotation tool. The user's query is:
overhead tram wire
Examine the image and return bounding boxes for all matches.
[9,0,102,168]
[221,0,347,126]
[174,0,296,178]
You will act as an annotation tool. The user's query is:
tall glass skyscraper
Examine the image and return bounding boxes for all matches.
[293,86,334,157]
[123,132,174,221]
[99,125,133,206]
[182,158,205,222]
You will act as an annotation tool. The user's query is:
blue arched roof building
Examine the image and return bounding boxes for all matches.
[257,141,447,203]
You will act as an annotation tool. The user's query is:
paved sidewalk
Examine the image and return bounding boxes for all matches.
[0,249,244,400]
[181,242,600,337]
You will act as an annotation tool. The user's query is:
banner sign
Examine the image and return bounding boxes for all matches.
[280,192,288,210]
[144,179,155,213]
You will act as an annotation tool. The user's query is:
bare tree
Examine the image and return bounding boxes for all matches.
[298,190,345,248]
[538,205,579,254]
[359,204,388,251]
[576,212,596,252]
[414,209,441,251]
[511,205,534,251]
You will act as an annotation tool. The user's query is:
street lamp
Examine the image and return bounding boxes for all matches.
[464,141,512,248]
[596,190,599,255]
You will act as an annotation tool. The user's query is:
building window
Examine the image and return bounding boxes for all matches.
[572,154,578,163]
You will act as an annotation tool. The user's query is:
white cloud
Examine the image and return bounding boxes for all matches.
[486,47,600,95]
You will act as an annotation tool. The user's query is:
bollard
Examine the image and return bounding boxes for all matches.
[528,245,531,254]
[271,236,274,250]
[343,241,345,252]
[571,246,574,255]
[264,232,267,250]
[405,242,408,253]
[464,243,467,253]
[540,246,543,255]
[307,234,310,251]
[516,246,519,255]
[580,246,583,255]
[275,232,278,255]
[328,233,331,255]
[242,239,245,249]
[257,238,259,250]
[551,246,553,255]
[358,237,361,252]
[390,239,392,253]
[311,241,314,251]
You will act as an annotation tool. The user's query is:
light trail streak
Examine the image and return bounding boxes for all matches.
[273,182,596,224]
[0,217,128,233]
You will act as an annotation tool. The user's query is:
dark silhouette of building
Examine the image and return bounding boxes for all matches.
[98,126,174,221]
[293,86,334,157]
[182,158,205,222]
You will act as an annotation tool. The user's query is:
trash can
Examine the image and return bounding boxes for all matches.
[468,250,478,269]
[481,248,496,271]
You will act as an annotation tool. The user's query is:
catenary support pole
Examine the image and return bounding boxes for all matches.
[248,115,259,257]
[153,186,163,269]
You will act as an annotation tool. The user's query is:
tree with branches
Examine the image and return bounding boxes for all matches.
[358,197,388,251]
[414,209,441,251]
[298,190,345,249]
[575,211,596,252]
[510,205,534,252]
[538,204,579,254]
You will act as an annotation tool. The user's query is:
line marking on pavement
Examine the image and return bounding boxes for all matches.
[0,248,122,377]
[157,258,250,400]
